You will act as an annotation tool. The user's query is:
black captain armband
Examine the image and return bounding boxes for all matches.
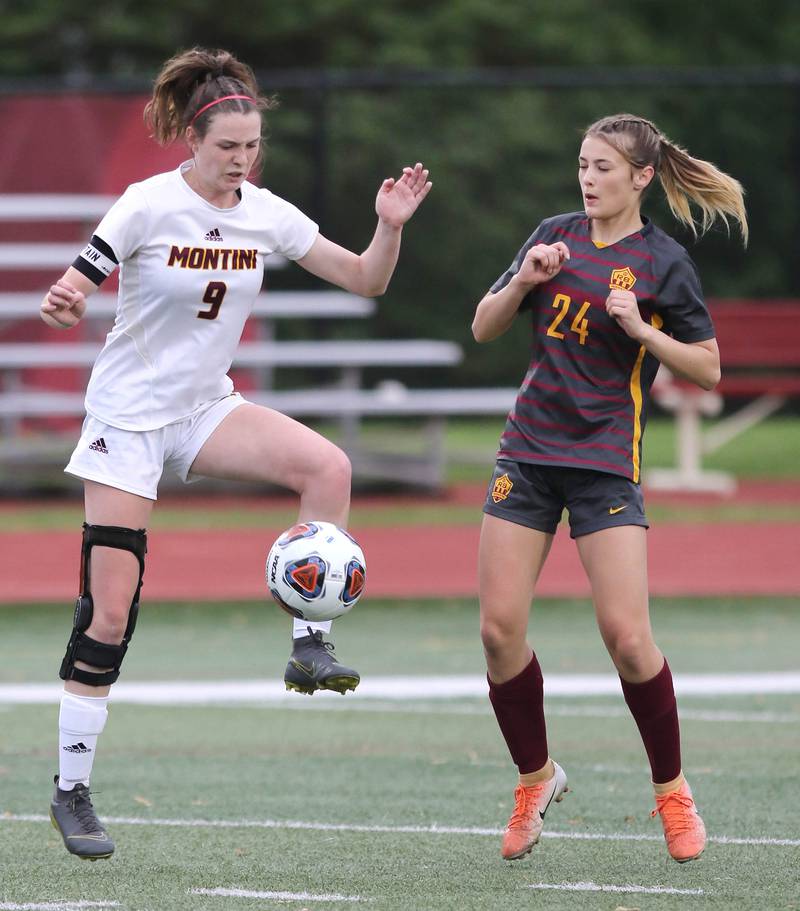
[72,235,119,285]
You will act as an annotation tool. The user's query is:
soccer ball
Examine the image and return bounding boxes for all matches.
[265,521,366,622]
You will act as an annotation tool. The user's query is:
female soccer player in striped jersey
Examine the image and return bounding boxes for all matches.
[472,114,746,863]
[41,47,431,860]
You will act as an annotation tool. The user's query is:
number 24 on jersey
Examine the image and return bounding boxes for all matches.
[546,293,591,345]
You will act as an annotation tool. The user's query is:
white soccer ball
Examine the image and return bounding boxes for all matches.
[265,521,366,622]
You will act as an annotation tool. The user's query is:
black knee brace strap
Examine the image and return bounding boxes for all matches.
[59,523,147,687]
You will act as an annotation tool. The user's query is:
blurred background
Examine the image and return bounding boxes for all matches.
[1,0,799,496]
[1,5,799,907]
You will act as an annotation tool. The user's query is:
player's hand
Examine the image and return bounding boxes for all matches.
[375,163,432,227]
[40,278,87,328]
[513,242,570,289]
[605,288,646,340]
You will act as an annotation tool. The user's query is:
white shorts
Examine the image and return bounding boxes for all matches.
[65,393,247,500]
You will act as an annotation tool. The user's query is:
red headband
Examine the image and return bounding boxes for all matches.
[189,94,256,127]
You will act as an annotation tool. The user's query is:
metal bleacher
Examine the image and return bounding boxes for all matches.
[0,194,515,490]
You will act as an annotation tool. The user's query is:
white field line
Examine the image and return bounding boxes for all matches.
[0,903,120,911]
[2,682,798,724]
[4,813,799,848]
[190,887,364,902]
[244,701,800,725]
[2,671,800,705]
[529,882,704,895]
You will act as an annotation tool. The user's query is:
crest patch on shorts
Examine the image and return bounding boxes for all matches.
[492,473,514,503]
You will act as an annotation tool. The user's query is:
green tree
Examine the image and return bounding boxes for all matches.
[2,0,798,385]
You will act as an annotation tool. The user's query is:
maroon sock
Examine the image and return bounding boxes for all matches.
[620,658,681,784]
[487,654,548,774]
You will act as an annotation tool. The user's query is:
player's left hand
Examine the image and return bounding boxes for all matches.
[376,163,432,227]
[605,288,647,340]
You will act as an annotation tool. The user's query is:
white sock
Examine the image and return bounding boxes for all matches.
[293,619,332,639]
[58,691,109,791]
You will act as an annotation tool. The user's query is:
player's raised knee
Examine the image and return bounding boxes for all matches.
[308,442,351,495]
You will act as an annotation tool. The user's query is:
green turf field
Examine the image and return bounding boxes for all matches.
[437,415,800,483]
[3,415,800,499]
[1,598,798,910]
[3,415,799,532]
[328,415,800,483]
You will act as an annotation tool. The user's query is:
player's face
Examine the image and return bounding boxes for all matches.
[190,111,262,200]
[578,136,645,221]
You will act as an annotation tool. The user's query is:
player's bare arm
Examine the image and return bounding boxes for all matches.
[480,113,746,867]
[472,242,570,342]
[297,163,432,297]
[40,267,99,329]
[606,288,721,390]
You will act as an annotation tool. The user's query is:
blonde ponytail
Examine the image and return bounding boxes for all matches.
[658,136,748,246]
[585,114,748,246]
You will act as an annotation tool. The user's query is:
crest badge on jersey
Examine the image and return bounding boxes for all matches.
[492,473,514,503]
[609,267,637,291]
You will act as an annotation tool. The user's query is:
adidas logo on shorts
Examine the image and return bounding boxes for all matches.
[89,437,108,454]
[204,227,223,241]
[62,742,92,754]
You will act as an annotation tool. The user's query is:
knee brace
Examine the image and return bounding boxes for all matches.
[59,523,147,687]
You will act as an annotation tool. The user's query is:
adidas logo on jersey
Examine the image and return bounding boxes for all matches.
[89,437,108,454]
[62,742,92,754]
[204,227,224,241]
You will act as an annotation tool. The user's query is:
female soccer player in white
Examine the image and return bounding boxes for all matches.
[41,47,431,860]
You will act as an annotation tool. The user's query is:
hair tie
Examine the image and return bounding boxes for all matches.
[190,94,256,127]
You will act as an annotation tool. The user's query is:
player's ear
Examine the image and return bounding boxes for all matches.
[633,164,655,191]
[185,125,199,156]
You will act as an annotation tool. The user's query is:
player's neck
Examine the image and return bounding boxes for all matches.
[589,209,644,247]
[182,165,239,209]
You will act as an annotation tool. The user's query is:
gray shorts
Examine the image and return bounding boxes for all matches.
[65,392,247,500]
[483,459,648,539]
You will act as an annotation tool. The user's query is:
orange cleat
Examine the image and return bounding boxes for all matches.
[651,780,707,863]
[501,761,568,860]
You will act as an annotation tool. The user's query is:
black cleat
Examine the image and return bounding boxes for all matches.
[50,775,115,860]
[285,628,360,695]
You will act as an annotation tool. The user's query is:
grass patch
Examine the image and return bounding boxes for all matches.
[419,414,800,483]
[2,596,799,682]
[1,699,798,909]
[2,416,798,500]
[1,597,798,910]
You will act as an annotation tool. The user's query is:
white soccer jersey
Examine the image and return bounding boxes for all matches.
[75,162,318,430]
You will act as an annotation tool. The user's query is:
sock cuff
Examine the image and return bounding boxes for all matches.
[59,691,109,734]
[488,653,543,698]
[293,619,332,638]
[620,658,675,715]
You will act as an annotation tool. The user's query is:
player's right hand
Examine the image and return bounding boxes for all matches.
[514,242,570,289]
[40,279,87,328]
